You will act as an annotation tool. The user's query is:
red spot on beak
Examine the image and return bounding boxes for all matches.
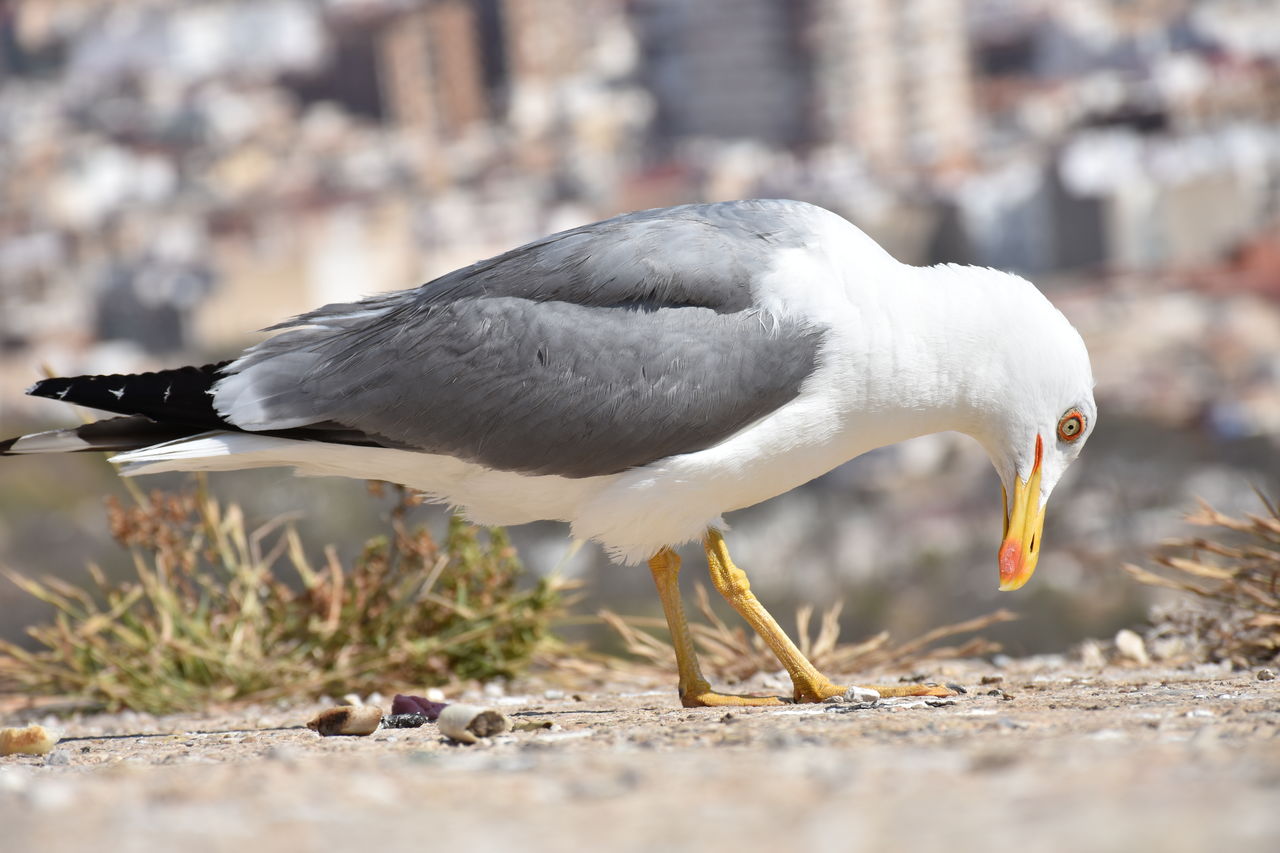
[999,539,1022,585]
[1033,433,1043,473]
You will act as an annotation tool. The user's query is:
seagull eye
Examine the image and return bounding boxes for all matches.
[1057,410,1085,442]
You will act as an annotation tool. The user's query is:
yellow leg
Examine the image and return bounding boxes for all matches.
[648,548,785,707]
[703,530,953,703]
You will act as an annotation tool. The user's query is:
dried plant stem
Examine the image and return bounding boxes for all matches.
[1124,495,1280,666]
[0,484,572,712]
[602,582,1015,681]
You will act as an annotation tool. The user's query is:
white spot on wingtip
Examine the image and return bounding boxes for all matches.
[163,384,172,403]
[55,388,70,399]
[109,387,125,400]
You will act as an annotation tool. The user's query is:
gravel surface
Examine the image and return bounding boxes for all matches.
[2,658,1278,853]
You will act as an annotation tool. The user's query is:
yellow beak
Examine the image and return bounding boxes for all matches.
[998,435,1046,591]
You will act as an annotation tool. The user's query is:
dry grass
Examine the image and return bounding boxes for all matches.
[1124,494,1280,666]
[0,481,571,712]
[601,584,1016,682]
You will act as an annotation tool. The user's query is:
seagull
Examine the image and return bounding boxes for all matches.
[1,199,1096,706]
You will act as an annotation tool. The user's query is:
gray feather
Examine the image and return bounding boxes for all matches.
[214,200,828,478]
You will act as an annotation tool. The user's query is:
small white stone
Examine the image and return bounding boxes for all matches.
[841,686,881,704]
[425,687,447,702]
[1150,637,1184,662]
[543,689,566,700]
[1079,639,1106,668]
[1257,668,1276,681]
[438,704,510,744]
[1114,629,1150,665]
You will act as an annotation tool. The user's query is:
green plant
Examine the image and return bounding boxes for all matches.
[0,481,571,712]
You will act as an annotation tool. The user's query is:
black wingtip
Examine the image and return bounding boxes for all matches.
[26,376,73,401]
[20,363,234,429]
[0,435,18,456]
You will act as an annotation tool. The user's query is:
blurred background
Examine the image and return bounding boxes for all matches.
[1,0,1278,656]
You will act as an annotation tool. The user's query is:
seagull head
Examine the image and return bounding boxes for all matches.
[963,273,1097,592]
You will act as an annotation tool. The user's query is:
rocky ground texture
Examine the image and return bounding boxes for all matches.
[2,657,1278,853]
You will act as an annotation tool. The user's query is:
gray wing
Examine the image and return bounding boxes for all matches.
[213,200,827,478]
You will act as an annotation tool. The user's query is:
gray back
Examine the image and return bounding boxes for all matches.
[218,200,830,477]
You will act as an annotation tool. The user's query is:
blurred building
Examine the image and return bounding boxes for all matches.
[379,1,489,153]
[811,0,976,172]
[634,0,976,173]
[633,0,809,149]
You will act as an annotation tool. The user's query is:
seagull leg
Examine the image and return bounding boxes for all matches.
[703,530,953,703]
[648,548,785,707]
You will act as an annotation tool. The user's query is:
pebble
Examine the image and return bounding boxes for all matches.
[510,720,554,733]
[391,694,448,720]
[1115,629,1150,665]
[1150,637,1184,661]
[1078,639,1106,668]
[842,686,881,704]
[437,704,511,744]
[979,674,1004,685]
[0,725,59,756]
[307,705,384,736]
[1257,669,1275,681]
[44,751,71,767]
[543,689,566,700]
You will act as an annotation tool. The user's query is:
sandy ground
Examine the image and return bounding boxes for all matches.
[2,657,1278,853]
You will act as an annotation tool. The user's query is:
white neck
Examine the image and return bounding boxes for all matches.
[817,263,1011,455]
